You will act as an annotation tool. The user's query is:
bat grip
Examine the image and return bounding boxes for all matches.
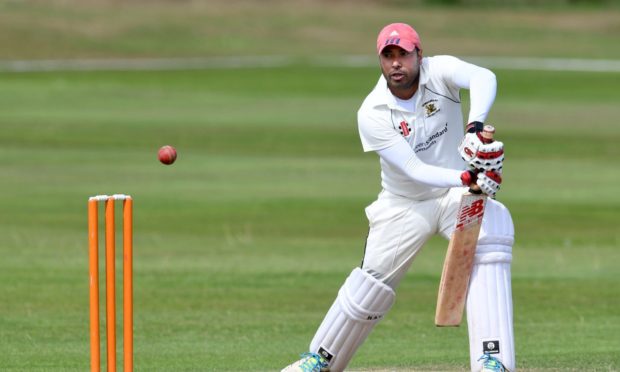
[468,183,482,194]
[465,125,496,193]
[480,125,495,144]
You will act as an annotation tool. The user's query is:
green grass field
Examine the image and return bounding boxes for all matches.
[1,1,619,371]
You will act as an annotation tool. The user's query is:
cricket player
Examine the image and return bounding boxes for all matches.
[282,22,514,372]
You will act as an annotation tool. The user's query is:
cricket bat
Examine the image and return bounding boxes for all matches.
[435,191,487,326]
[435,125,495,327]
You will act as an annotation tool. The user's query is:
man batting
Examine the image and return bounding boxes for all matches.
[282,22,514,372]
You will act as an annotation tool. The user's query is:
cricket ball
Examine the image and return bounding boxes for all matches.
[158,145,177,165]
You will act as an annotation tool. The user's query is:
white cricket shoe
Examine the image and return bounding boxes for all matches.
[478,353,509,371]
[281,352,329,372]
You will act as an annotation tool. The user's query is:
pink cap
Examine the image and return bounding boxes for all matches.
[376,23,422,55]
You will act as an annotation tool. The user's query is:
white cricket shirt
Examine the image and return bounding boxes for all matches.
[358,55,496,200]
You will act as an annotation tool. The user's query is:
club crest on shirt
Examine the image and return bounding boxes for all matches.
[398,120,412,137]
[423,99,440,118]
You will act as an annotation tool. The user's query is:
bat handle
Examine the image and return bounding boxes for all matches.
[480,124,495,143]
[468,183,482,194]
[480,125,495,144]
[469,124,495,193]
[469,124,495,194]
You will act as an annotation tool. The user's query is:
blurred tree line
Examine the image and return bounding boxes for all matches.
[382,0,617,6]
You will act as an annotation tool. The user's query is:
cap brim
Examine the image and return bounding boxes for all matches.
[377,40,416,55]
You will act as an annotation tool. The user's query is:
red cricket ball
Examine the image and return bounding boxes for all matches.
[158,145,177,165]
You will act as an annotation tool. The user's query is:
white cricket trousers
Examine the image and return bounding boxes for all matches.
[361,187,516,370]
[362,187,504,287]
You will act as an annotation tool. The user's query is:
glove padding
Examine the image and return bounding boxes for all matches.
[458,132,504,172]
[472,141,504,172]
[476,171,502,198]
[458,132,483,162]
[460,170,476,187]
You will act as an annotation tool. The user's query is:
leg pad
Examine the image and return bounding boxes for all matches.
[310,268,395,372]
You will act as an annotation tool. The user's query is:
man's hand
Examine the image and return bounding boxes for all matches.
[476,171,502,197]
[459,123,504,197]
[471,141,504,172]
[460,170,476,188]
[458,131,483,164]
[458,131,504,172]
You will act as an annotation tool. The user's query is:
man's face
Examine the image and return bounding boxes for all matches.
[379,45,421,98]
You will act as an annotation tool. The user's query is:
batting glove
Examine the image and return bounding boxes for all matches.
[458,122,504,172]
[476,171,502,197]
[471,140,504,172]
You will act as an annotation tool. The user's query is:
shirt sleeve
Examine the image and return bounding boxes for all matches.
[357,108,402,152]
[377,139,463,188]
[433,55,497,124]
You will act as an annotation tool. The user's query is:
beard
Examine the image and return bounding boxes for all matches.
[387,74,416,90]
[384,70,419,97]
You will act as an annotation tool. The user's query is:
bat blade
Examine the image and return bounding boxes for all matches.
[435,192,487,327]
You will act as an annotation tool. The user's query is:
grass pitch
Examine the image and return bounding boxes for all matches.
[0,2,619,371]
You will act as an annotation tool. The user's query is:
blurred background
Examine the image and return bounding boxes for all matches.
[1,0,619,370]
